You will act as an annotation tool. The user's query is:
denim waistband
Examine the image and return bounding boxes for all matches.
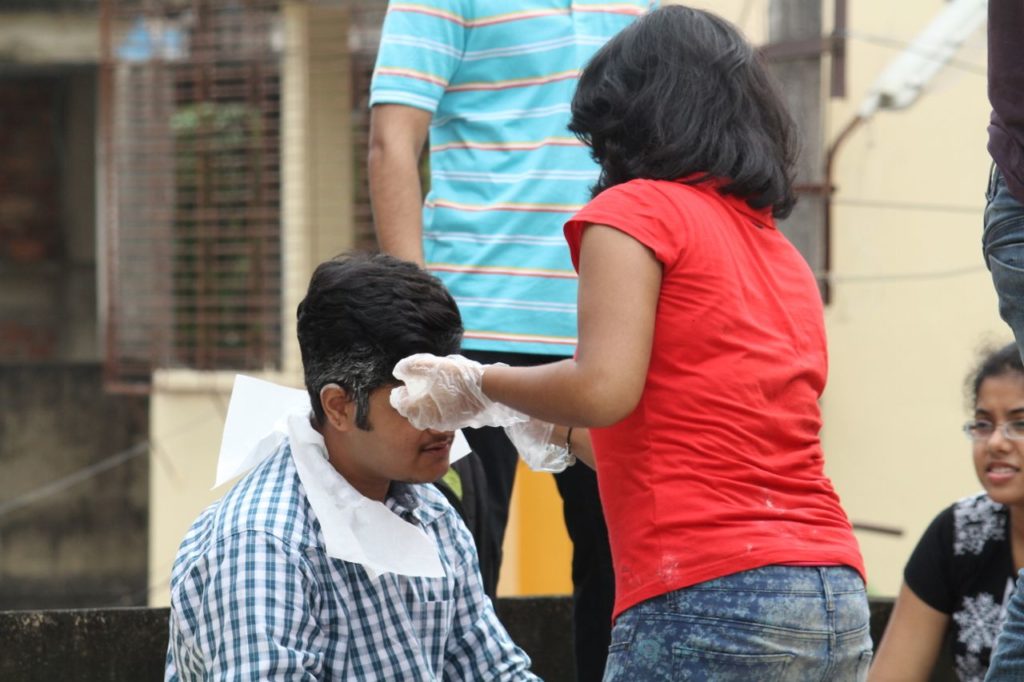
[682,565,865,596]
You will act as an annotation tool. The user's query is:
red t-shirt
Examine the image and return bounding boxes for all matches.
[564,178,866,619]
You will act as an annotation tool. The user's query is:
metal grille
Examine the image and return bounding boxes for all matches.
[101,0,283,390]
[100,0,390,390]
[348,2,386,252]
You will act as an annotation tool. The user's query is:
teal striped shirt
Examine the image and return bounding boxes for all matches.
[370,1,654,355]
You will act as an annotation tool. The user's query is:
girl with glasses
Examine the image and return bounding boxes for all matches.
[870,342,1024,681]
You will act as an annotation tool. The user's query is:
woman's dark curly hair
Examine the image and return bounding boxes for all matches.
[569,5,800,218]
[967,342,1024,409]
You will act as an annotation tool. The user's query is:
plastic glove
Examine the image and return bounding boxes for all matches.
[390,353,527,431]
[504,418,576,473]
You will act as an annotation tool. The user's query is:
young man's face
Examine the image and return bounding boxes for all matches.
[335,384,454,501]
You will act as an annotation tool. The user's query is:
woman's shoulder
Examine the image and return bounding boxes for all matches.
[587,178,718,220]
[599,177,705,198]
[950,491,1008,519]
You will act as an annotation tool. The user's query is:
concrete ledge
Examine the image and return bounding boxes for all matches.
[0,597,954,682]
[495,597,574,681]
[0,607,169,681]
[0,601,572,682]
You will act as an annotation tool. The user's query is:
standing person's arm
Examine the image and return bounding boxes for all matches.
[368,1,467,263]
[389,183,672,430]
[868,582,949,681]
[481,225,661,427]
[368,104,432,264]
[392,223,662,429]
[549,424,596,470]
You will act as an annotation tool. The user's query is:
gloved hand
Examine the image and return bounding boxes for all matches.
[390,353,526,431]
[391,354,575,472]
[504,419,576,473]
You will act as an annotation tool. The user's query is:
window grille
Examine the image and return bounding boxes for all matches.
[348,2,387,252]
[100,1,388,391]
[100,0,284,390]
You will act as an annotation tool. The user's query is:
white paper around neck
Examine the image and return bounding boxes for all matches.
[214,374,468,579]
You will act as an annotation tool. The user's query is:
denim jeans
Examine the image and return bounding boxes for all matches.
[983,164,1024,361]
[602,565,872,682]
[986,569,1024,680]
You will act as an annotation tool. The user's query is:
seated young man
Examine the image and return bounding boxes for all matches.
[165,253,537,680]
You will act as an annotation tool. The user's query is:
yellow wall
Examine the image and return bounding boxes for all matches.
[498,462,573,596]
[820,0,998,597]
[149,371,253,604]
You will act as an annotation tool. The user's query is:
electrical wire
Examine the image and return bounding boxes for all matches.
[840,29,986,76]
[833,197,984,215]
[0,442,149,519]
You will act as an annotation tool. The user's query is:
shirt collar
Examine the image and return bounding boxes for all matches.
[284,411,446,581]
[214,375,454,580]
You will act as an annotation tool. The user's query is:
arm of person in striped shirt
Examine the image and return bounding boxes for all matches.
[368,1,466,266]
[368,103,432,265]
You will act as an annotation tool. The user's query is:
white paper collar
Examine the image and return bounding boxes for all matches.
[215,374,470,579]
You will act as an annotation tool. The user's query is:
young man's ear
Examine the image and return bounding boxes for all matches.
[319,383,356,432]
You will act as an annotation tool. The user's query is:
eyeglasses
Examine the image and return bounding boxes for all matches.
[962,419,1024,441]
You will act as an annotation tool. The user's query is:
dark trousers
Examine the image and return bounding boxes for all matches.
[463,350,615,682]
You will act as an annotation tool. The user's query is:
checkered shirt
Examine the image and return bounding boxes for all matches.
[165,443,537,680]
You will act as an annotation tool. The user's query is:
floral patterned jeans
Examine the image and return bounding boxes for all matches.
[603,565,872,682]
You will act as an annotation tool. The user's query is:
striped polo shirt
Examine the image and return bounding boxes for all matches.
[370,1,654,356]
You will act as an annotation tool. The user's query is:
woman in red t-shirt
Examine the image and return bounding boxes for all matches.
[391,6,870,680]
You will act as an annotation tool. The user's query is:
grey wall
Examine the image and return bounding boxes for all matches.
[0,364,148,608]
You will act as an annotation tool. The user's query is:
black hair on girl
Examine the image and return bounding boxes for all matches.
[569,5,799,218]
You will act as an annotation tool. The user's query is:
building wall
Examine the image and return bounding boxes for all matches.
[148,0,999,603]
[148,1,355,606]
[0,11,151,609]
[821,0,996,597]
[0,364,148,608]
[0,70,98,362]
[0,9,100,359]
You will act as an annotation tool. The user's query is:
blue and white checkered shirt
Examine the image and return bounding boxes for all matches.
[165,442,537,680]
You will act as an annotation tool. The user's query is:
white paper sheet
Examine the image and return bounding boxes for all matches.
[210,374,471,579]
[215,374,471,489]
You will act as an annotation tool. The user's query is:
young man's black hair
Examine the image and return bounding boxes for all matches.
[297,252,463,430]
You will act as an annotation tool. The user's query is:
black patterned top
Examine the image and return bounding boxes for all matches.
[905,493,1017,682]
